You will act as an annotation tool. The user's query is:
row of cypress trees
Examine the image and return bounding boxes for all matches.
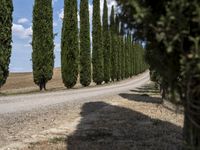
[109,5,147,82]
[32,0,147,89]
[0,0,147,90]
[81,0,147,87]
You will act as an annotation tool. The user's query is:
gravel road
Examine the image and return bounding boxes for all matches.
[0,71,150,149]
[0,72,149,114]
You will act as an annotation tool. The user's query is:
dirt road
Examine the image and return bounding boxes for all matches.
[0,71,149,114]
[0,71,183,150]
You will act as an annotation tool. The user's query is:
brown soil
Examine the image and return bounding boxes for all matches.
[1,68,66,94]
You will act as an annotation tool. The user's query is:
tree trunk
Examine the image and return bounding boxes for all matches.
[44,82,46,91]
[39,83,43,91]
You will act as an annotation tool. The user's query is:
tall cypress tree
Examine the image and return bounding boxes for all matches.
[121,36,125,79]
[115,15,121,81]
[134,44,140,75]
[125,36,129,78]
[32,0,54,90]
[132,44,135,76]
[80,0,91,87]
[92,0,104,85]
[132,43,136,75]
[103,0,111,83]
[120,24,125,80]
[110,6,117,81]
[117,35,122,80]
[0,0,13,88]
[129,36,133,77]
[61,0,79,88]
[127,34,132,77]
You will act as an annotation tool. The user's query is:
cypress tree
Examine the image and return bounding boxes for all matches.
[133,44,138,75]
[80,0,91,87]
[127,34,132,77]
[92,0,104,85]
[124,36,129,78]
[132,44,136,75]
[110,6,117,81]
[103,0,111,83]
[136,44,140,74]
[0,0,12,88]
[115,15,121,81]
[135,45,138,74]
[0,0,13,88]
[134,44,140,74]
[120,24,125,80]
[32,0,54,90]
[121,36,125,79]
[129,36,134,77]
[61,0,79,88]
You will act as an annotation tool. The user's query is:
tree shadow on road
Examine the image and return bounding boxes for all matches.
[119,83,163,104]
[130,84,160,94]
[119,93,162,104]
[66,102,182,150]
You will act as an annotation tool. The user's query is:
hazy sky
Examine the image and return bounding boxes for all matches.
[11,0,116,72]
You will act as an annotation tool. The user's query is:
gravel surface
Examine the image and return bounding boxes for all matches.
[0,72,149,114]
[0,72,183,150]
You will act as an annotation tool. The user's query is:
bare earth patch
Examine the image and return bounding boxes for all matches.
[3,83,183,150]
[1,68,94,95]
[0,68,64,94]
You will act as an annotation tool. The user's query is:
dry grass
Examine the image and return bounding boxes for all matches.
[1,68,66,95]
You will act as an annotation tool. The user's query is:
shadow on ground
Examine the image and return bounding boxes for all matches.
[66,102,182,150]
[130,84,160,94]
[119,93,162,104]
[119,83,163,104]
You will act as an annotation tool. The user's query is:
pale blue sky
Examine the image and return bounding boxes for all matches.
[11,0,116,72]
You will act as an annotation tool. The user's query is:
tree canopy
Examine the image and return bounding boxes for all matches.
[32,0,54,90]
[117,0,200,148]
[0,0,13,88]
[61,0,79,88]
[80,0,91,87]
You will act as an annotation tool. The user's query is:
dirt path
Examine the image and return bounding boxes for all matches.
[0,71,149,114]
[0,72,183,150]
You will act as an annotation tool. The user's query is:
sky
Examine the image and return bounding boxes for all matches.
[11,0,116,72]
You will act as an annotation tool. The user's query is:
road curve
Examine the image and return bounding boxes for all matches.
[0,71,149,114]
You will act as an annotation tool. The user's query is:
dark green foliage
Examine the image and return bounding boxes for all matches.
[124,34,147,78]
[0,0,13,88]
[61,0,79,88]
[32,0,54,90]
[103,0,111,83]
[121,37,125,79]
[134,43,146,74]
[117,0,200,148]
[124,37,129,78]
[110,36,118,81]
[110,6,118,81]
[133,44,137,75]
[92,0,104,85]
[130,41,134,76]
[80,0,91,87]
[115,15,121,81]
[127,35,132,77]
[117,35,122,80]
